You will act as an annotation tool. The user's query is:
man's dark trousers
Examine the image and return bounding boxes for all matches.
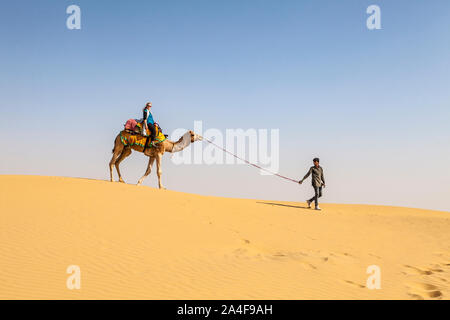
[308,186,322,207]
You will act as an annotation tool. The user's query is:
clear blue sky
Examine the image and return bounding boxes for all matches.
[1,0,449,211]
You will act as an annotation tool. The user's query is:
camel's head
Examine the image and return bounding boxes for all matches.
[189,130,201,143]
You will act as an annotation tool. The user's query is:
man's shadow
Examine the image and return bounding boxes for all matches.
[256,202,310,210]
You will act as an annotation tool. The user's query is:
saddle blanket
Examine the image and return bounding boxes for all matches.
[119,129,167,151]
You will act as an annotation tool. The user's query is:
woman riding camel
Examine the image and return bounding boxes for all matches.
[142,102,156,143]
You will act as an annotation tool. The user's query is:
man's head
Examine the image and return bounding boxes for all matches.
[313,157,320,167]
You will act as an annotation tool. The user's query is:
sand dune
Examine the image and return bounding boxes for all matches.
[0,175,449,299]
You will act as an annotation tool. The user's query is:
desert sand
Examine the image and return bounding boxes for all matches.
[0,175,449,299]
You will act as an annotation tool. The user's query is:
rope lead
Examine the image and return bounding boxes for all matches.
[199,135,299,184]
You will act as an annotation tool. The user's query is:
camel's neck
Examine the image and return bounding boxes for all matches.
[164,140,176,153]
[165,132,192,153]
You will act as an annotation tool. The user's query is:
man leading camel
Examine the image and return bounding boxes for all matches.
[299,158,325,211]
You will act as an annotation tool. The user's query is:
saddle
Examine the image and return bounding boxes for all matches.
[120,120,168,151]
[124,119,143,135]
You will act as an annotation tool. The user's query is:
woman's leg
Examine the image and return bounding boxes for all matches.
[148,123,156,140]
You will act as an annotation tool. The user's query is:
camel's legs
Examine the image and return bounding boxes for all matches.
[109,143,124,182]
[156,153,165,189]
[137,156,155,186]
[115,147,132,183]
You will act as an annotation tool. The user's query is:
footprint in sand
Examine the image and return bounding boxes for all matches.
[433,252,450,269]
[406,282,443,300]
[298,261,317,270]
[438,261,450,268]
[271,251,318,269]
[407,293,424,300]
[344,280,365,289]
[403,259,448,299]
[265,251,319,270]
[403,265,434,275]
[330,252,357,260]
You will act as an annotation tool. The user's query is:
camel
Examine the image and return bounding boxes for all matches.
[109,130,201,188]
